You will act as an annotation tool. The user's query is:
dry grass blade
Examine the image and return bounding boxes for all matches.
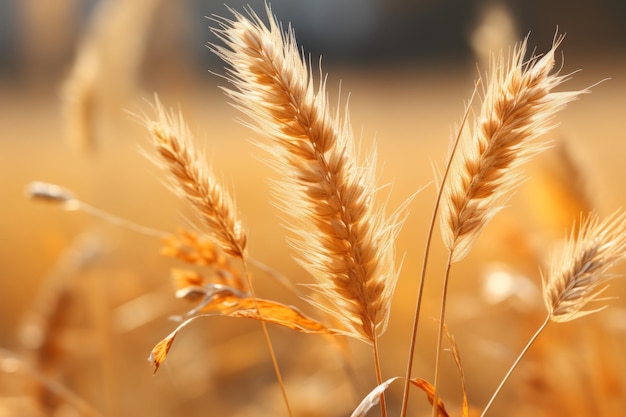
[440,34,587,263]
[138,96,247,258]
[542,210,626,322]
[211,3,405,344]
[443,325,470,417]
[410,378,451,417]
[350,377,399,417]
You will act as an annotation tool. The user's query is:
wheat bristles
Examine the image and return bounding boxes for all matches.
[140,97,247,259]
[441,35,586,263]
[212,6,403,342]
[542,210,626,322]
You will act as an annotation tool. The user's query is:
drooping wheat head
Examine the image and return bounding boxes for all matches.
[542,210,626,323]
[441,35,587,263]
[139,97,247,259]
[211,6,404,343]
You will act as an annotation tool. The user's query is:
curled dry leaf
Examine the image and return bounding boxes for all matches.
[149,296,337,373]
[410,378,450,417]
[149,329,178,374]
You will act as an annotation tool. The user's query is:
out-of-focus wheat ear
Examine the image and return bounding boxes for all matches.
[62,0,162,152]
[137,96,247,259]
[211,4,405,344]
[542,210,626,323]
[440,34,588,263]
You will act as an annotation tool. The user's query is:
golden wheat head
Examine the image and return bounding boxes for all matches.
[211,6,405,342]
[441,35,587,263]
[138,96,247,259]
[542,210,626,322]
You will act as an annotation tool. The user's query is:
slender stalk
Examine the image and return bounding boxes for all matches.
[241,260,293,417]
[400,84,479,417]
[480,315,551,417]
[372,335,387,417]
[431,252,454,417]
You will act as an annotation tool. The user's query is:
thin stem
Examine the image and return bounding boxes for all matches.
[400,83,479,417]
[241,259,293,417]
[431,251,454,417]
[480,315,551,417]
[247,256,301,296]
[372,334,387,417]
[78,202,169,239]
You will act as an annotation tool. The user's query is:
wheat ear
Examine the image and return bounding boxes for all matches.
[440,34,586,263]
[211,5,403,344]
[139,96,294,416]
[542,210,626,322]
[480,210,626,416]
[138,96,247,258]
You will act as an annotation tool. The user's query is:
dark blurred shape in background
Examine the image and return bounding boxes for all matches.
[2,0,626,84]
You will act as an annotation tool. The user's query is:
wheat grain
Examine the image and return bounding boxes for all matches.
[542,210,626,322]
[440,34,586,263]
[211,6,403,343]
[139,96,247,259]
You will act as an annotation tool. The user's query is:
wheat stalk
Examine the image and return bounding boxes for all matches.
[138,96,247,259]
[139,96,295,415]
[431,34,587,417]
[480,210,626,416]
[211,5,404,345]
[211,7,409,416]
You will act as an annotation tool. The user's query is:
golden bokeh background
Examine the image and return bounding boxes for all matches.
[2,1,626,416]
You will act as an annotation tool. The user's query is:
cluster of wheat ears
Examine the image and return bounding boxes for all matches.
[29,3,626,417]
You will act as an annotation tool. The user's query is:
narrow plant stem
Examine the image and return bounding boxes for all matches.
[372,334,387,417]
[431,252,454,417]
[480,315,551,417]
[400,84,478,417]
[78,202,170,239]
[241,260,293,417]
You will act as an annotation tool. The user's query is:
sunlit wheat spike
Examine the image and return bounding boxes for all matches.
[542,210,626,322]
[138,96,247,259]
[211,5,405,342]
[440,34,587,263]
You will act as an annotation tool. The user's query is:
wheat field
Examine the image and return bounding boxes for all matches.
[2,2,626,417]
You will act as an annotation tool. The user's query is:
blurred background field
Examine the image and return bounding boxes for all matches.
[2,1,626,416]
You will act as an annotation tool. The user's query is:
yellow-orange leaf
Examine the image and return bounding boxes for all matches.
[410,378,450,417]
[150,298,335,373]
[148,329,178,374]
[228,298,335,333]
